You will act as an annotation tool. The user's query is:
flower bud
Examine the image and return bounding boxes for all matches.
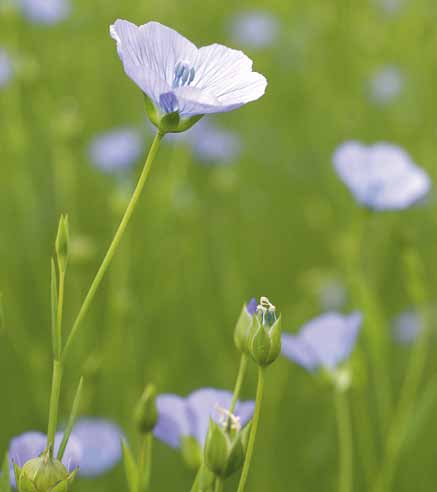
[134,384,158,434]
[249,297,282,367]
[55,215,70,273]
[15,455,77,492]
[204,413,249,479]
[234,298,257,354]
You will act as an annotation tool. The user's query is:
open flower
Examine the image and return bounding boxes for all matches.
[281,312,362,372]
[110,20,267,133]
[8,432,81,487]
[333,141,431,210]
[154,388,254,449]
[392,310,423,344]
[8,419,122,486]
[20,0,70,25]
[88,127,143,173]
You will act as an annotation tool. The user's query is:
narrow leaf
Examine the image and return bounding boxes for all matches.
[57,377,84,460]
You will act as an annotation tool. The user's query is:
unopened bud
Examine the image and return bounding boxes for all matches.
[234,298,257,354]
[134,384,158,434]
[55,215,70,273]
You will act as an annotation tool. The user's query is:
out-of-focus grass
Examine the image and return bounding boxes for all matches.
[1,1,437,491]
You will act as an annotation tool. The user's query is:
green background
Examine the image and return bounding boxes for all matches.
[1,0,437,490]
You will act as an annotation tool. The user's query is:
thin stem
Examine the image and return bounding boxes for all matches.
[237,366,265,492]
[46,360,63,457]
[214,478,223,492]
[229,354,248,414]
[62,131,164,360]
[55,269,65,360]
[138,433,153,492]
[335,389,353,492]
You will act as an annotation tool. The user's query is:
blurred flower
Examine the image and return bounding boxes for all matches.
[72,418,122,477]
[189,119,242,164]
[154,388,254,448]
[229,10,279,49]
[369,66,404,104]
[281,312,362,371]
[8,431,81,487]
[88,128,143,173]
[333,141,431,210]
[110,20,267,132]
[20,0,70,25]
[392,310,423,344]
[0,49,13,88]
[319,279,347,311]
[375,0,405,15]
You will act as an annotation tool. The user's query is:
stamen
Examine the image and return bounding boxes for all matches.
[159,92,179,113]
[214,405,241,432]
[173,61,195,88]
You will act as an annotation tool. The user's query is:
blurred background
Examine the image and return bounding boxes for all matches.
[1,0,437,490]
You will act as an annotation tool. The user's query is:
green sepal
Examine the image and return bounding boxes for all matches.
[204,419,230,477]
[171,114,203,133]
[234,303,254,354]
[0,454,10,492]
[241,421,252,451]
[13,464,21,490]
[50,469,77,492]
[268,315,282,363]
[180,436,203,470]
[134,384,158,434]
[121,440,139,492]
[224,433,245,477]
[17,473,37,492]
[249,315,282,367]
[159,111,181,133]
[144,94,160,128]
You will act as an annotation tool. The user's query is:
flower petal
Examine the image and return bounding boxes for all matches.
[300,312,362,370]
[72,419,122,476]
[154,395,190,448]
[281,334,319,371]
[110,20,197,105]
[194,44,267,108]
[54,432,82,472]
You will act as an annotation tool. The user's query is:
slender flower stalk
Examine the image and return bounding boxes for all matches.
[374,246,429,492]
[138,434,153,492]
[237,367,265,492]
[46,360,63,457]
[335,389,353,492]
[214,478,224,492]
[229,354,248,414]
[62,130,164,360]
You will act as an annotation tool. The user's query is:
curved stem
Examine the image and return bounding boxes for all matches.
[237,366,265,492]
[229,354,248,414]
[335,389,353,492]
[62,131,164,360]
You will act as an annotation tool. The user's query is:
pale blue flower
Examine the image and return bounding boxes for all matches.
[72,418,122,477]
[110,20,267,118]
[0,49,13,88]
[154,388,254,448]
[20,0,70,25]
[333,141,431,210]
[88,128,143,173]
[229,10,279,49]
[8,431,81,487]
[319,279,347,311]
[375,0,405,15]
[392,310,423,344]
[281,312,362,371]
[369,66,404,104]
[189,119,241,164]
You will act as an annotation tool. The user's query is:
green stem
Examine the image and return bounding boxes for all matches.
[214,478,223,492]
[55,269,65,360]
[335,389,353,492]
[374,247,429,492]
[62,131,164,360]
[46,359,63,457]
[139,433,153,492]
[229,354,248,414]
[237,366,265,492]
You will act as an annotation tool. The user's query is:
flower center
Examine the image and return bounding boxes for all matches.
[173,61,195,88]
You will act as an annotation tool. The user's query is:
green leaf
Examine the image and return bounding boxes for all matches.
[0,453,10,492]
[121,440,139,492]
[57,377,84,460]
